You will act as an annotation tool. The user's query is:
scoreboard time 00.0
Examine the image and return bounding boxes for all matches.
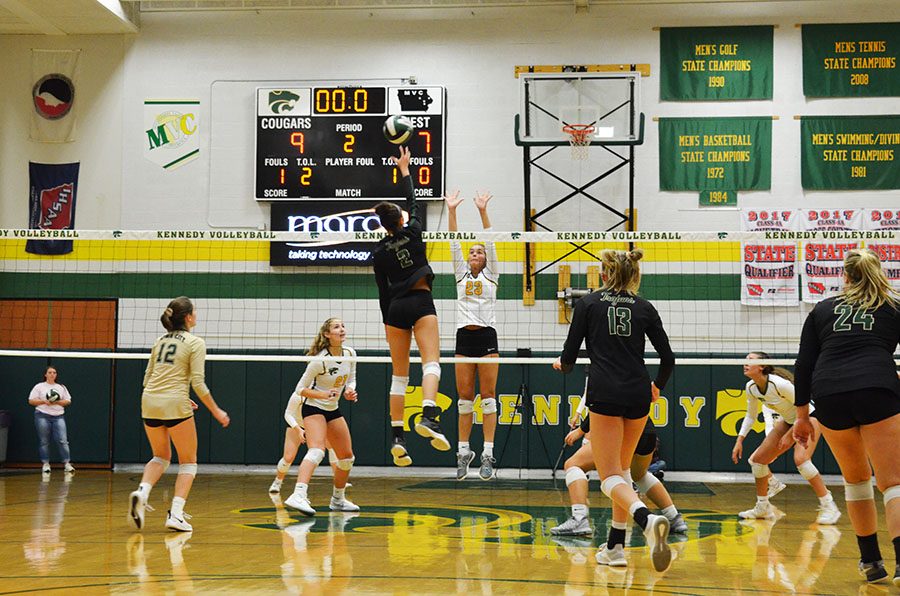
[255,85,445,201]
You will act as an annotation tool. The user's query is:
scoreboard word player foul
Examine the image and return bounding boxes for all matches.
[255,85,446,201]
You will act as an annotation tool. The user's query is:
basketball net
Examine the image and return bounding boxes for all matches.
[563,124,594,160]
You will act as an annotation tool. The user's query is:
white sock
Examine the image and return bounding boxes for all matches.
[483,442,494,458]
[295,482,309,498]
[138,482,152,498]
[819,491,833,505]
[333,486,346,500]
[612,520,628,530]
[756,495,769,506]
[391,420,404,427]
[661,505,678,519]
[171,496,186,518]
[458,441,471,455]
[572,503,588,520]
[628,501,645,517]
[422,399,436,407]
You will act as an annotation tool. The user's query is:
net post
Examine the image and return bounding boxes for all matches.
[522,208,536,306]
[557,265,571,324]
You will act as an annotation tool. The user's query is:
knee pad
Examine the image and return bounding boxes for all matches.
[749,459,770,479]
[328,448,337,463]
[303,447,326,466]
[179,463,198,477]
[150,456,170,473]
[796,460,819,480]
[635,432,657,457]
[565,466,588,487]
[458,399,475,415]
[844,479,875,501]
[600,474,627,499]
[623,470,633,485]
[336,456,355,471]
[390,375,409,396]
[882,485,900,506]
[422,361,441,380]
[481,397,497,415]
[277,458,290,475]
[635,472,661,494]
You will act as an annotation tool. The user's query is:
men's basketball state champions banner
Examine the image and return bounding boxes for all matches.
[741,209,800,306]
[143,100,200,170]
[801,116,900,190]
[31,49,80,143]
[802,23,900,97]
[800,209,863,303]
[659,26,774,100]
[864,209,900,293]
[26,162,79,256]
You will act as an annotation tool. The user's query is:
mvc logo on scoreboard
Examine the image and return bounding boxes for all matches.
[270,201,426,267]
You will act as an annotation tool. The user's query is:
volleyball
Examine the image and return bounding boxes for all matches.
[383,114,414,144]
[46,389,60,403]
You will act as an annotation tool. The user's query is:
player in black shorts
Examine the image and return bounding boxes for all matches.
[793,248,900,585]
[373,146,449,467]
[554,248,676,572]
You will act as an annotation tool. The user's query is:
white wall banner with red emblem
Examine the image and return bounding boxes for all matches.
[31,49,80,143]
[864,208,900,293]
[800,209,863,304]
[740,209,800,306]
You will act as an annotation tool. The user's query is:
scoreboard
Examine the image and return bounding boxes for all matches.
[255,85,445,201]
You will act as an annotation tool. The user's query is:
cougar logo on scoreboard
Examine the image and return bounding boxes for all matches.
[268,90,301,114]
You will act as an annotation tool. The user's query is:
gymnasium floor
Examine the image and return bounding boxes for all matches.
[0,468,884,594]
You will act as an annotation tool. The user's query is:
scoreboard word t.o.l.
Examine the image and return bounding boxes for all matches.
[255,85,446,201]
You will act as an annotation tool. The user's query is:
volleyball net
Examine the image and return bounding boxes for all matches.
[3,228,897,364]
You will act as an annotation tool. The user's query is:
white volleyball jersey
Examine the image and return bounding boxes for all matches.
[289,346,357,416]
[451,237,499,329]
[738,373,813,436]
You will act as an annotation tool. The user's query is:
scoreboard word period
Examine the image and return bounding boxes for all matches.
[255,85,446,201]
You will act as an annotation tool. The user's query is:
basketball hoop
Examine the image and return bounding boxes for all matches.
[562,124,595,160]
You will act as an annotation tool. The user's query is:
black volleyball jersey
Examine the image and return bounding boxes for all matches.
[373,175,434,321]
[560,289,675,406]
[794,295,900,406]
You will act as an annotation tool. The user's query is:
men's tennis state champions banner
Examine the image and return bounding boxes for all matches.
[659,117,772,192]
[659,26,774,100]
[26,162,79,255]
[800,115,900,190]
[802,23,900,97]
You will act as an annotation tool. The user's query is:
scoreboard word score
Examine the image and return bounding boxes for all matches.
[255,85,446,201]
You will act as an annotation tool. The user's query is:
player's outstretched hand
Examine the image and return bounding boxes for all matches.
[731,442,743,464]
[344,387,358,402]
[474,191,493,211]
[389,146,411,176]
[214,408,230,428]
[444,190,463,211]
[552,357,563,371]
[564,428,584,446]
[793,416,815,448]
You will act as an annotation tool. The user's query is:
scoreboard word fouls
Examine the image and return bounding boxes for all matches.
[255,85,446,201]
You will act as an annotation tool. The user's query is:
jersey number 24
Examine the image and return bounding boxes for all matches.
[832,303,874,332]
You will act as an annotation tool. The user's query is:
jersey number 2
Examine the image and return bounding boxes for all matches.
[833,303,874,332]
[607,307,632,337]
[156,343,177,363]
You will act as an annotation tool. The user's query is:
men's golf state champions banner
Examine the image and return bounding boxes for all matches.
[741,209,799,306]
[800,116,900,190]
[802,23,900,97]
[659,117,772,191]
[865,209,900,293]
[659,26,773,100]
[800,209,862,304]
[26,162,79,255]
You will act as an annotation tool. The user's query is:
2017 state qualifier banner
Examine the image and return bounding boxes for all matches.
[25,162,79,255]
[865,209,900,293]
[741,209,800,306]
[800,115,900,190]
[660,26,773,100]
[802,23,900,97]
[800,209,862,304]
[659,117,772,191]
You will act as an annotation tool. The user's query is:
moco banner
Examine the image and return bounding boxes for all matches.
[269,201,426,266]
[741,209,800,306]
[802,22,900,97]
[800,209,862,303]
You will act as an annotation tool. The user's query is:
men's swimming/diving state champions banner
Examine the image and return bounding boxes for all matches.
[800,209,862,304]
[26,162,79,256]
[31,49,80,143]
[659,26,774,100]
[864,208,900,293]
[802,23,900,97]
[741,209,800,306]
[800,116,900,190]
[659,117,772,193]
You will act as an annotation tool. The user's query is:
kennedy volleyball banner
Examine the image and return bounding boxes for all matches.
[741,209,799,306]
[31,49,80,143]
[26,162,79,256]
[800,209,862,303]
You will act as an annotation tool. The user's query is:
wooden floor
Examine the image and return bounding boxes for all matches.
[0,469,889,594]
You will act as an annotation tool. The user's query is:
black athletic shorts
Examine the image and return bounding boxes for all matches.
[812,388,900,431]
[635,429,657,456]
[301,402,344,422]
[588,401,650,420]
[385,290,437,330]
[143,416,192,428]
[455,326,499,357]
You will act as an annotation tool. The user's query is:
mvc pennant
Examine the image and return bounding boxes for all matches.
[31,49,80,143]
[26,162,79,255]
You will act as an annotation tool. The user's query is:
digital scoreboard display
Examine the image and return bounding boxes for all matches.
[255,85,446,201]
